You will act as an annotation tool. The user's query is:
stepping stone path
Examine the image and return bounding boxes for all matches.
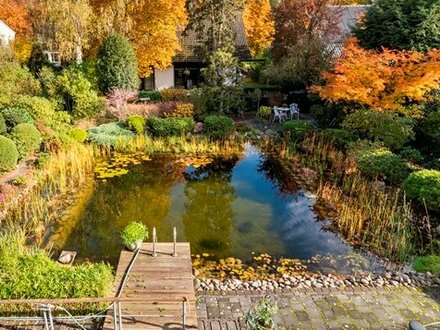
[196,287,440,329]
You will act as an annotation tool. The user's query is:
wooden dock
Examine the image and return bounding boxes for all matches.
[103,242,198,330]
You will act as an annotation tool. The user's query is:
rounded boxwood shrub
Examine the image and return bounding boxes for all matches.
[204,115,235,139]
[1,106,33,128]
[0,136,18,171]
[10,123,41,159]
[127,115,146,135]
[0,114,6,134]
[281,120,315,141]
[96,34,139,94]
[357,148,408,184]
[121,222,148,247]
[403,170,440,212]
[88,122,135,147]
[148,117,195,137]
[68,128,88,143]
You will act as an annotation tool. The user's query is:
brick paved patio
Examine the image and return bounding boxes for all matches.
[196,287,440,329]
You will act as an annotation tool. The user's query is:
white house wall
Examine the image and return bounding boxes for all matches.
[0,20,15,45]
[154,66,175,90]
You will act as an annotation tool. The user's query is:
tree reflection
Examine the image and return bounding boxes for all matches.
[257,155,300,195]
[182,156,239,258]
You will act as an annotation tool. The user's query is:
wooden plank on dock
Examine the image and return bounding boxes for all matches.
[104,243,198,330]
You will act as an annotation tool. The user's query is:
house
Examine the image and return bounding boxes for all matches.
[329,5,370,55]
[143,13,252,90]
[0,20,15,46]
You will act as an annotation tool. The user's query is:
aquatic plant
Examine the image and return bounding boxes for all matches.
[94,152,150,180]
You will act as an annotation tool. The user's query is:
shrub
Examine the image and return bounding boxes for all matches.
[88,122,135,147]
[204,115,235,139]
[413,255,440,275]
[257,106,272,120]
[57,67,105,119]
[106,89,138,110]
[10,123,41,159]
[0,114,6,134]
[126,115,146,135]
[1,107,33,128]
[13,96,59,128]
[403,170,440,212]
[342,109,414,150]
[68,128,88,143]
[0,136,18,172]
[139,90,161,101]
[148,117,195,137]
[121,222,148,246]
[420,110,440,140]
[322,129,357,149]
[399,147,423,163]
[309,103,346,128]
[160,88,189,102]
[281,120,315,141]
[357,148,408,184]
[0,62,40,104]
[163,103,194,118]
[96,34,139,94]
[246,296,276,330]
[0,231,113,299]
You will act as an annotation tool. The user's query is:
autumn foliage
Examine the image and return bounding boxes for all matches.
[243,0,275,56]
[311,38,440,116]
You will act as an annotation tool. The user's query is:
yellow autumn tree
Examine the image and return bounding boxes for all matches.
[243,0,275,57]
[0,0,33,61]
[127,0,187,77]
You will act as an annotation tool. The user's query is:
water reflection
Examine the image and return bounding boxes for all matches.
[48,146,373,272]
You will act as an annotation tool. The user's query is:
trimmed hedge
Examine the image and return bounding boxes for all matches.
[403,170,440,212]
[88,122,135,147]
[148,117,195,137]
[281,120,315,141]
[357,148,408,184]
[0,136,18,172]
[138,90,161,101]
[204,115,235,139]
[10,123,41,159]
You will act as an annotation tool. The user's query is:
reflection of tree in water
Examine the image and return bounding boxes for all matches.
[60,156,185,264]
[183,156,239,258]
[257,155,300,196]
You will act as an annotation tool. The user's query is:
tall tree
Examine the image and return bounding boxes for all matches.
[354,0,440,52]
[243,0,275,57]
[0,0,33,61]
[29,0,94,63]
[185,0,245,60]
[311,38,440,116]
[266,0,340,89]
[90,0,187,77]
[272,0,340,61]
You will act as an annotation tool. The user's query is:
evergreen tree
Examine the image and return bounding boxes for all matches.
[354,0,440,52]
[96,34,139,94]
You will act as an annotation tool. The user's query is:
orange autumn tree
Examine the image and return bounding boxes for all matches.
[243,0,275,57]
[127,0,187,77]
[0,0,33,61]
[311,38,440,117]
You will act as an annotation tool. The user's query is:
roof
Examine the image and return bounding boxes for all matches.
[0,20,15,36]
[174,13,251,63]
[330,5,370,39]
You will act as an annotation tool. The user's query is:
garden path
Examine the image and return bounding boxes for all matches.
[196,287,440,329]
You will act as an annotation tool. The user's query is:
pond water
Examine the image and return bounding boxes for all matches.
[48,146,378,273]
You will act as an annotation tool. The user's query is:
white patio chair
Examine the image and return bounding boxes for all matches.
[272,106,288,123]
[289,103,300,119]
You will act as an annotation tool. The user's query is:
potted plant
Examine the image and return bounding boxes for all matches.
[121,222,148,251]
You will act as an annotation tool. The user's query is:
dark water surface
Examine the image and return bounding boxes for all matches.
[48,146,375,272]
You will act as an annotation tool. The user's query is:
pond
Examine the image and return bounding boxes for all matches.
[47,145,379,273]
